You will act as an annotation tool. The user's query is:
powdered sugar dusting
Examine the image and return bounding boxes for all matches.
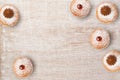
[103,50,120,71]
[97,2,118,23]
[0,4,19,26]
[71,0,91,17]
[91,28,110,49]
[14,57,33,77]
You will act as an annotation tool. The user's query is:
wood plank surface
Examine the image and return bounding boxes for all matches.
[1,0,120,80]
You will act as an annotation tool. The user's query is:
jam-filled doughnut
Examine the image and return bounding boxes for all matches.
[70,0,91,18]
[90,28,110,49]
[13,57,33,78]
[0,4,19,26]
[103,50,120,72]
[96,2,118,23]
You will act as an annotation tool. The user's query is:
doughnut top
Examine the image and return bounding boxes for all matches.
[14,57,33,77]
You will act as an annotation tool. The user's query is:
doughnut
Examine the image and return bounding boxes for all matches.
[96,2,118,23]
[103,50,120,72]
[0,4,20,26]
[70,0,91,18]
[13,57,33,78]
[90,28,110,49]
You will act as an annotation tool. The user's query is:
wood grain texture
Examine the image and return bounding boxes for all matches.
[1,0,120,80]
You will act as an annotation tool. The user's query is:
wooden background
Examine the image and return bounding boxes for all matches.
[1,0,120,80]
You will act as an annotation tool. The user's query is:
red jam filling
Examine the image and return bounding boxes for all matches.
[107,55,117,65]
[19,65,25,70]
[3,8,14,18]
[77,4,83,10]
[96,36,102,41]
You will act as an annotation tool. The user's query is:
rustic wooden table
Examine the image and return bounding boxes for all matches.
[1,0,120,80]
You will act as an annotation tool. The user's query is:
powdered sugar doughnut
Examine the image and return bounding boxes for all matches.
[70,0,91,18]
[96,2,118,23]
[90,28,110,49]
[0,4,19,26]
[103,50,120,72]
[13,57,33,78]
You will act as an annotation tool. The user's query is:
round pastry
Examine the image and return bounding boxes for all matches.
[90,28,110,49]
[96,2,118,23]
[103,50,120,72]
[70,0,91,18]
[13,57,33,78]
[0,4,19,26]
